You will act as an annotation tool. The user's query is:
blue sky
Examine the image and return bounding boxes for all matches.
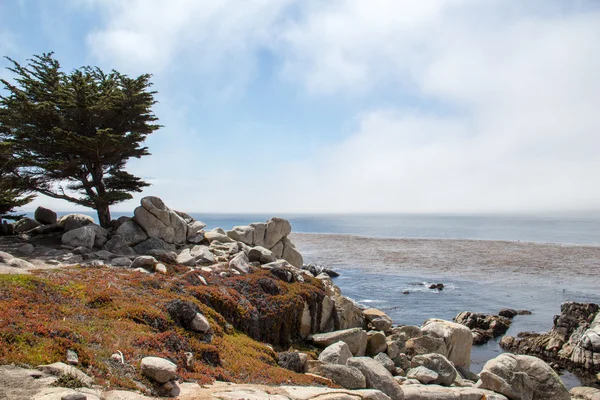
[2,0,600,214]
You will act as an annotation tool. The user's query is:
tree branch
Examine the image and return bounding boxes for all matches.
[33,187,91,207]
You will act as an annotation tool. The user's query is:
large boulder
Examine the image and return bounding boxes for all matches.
[14,217,41,233]
[250,222,266,246]
[229,252,250,274]
[133,196,188,244]
[247,246,277,264]
[347,357,404,400]
[227,225,254,245]
[367,331,388,356]
[204,228,234,243]
[405,335,447,359]
[281,237,303,268]
[61,226,97,249]
[264,217,292,249]
[133,237,175,255]
[104,235,136,255]
[186,220,206,243]
[478,353,570,400]
[422,319,472,369]
[410,353,458,386]
[364,308,393,332]
[318,341,353,365]
[34,206,57,225]
[90,225,109,247]
[312,328,368,356]
[116,220,148,246]
[306,360,367,389]
[140,357,177,383]
[58,214,94,232]
[333,295,366,330]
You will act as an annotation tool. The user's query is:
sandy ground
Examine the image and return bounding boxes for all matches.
[291,233,600,287]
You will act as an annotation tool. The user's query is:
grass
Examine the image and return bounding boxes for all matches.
[0,266,332,393]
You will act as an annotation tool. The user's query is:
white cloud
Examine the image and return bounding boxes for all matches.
[269,1,600,212]
[85,0,293,78]
[50,0,600,214]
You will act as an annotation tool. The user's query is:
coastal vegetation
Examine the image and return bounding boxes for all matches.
[0,265,330,391]
[0,53,160,227]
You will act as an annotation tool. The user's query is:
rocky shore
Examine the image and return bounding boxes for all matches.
[1,197,599,400]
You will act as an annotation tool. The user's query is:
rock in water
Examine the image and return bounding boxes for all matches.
[140,356,177,383]
[500,301,600,381]
[453,311,511,345]
[479,353,570,400]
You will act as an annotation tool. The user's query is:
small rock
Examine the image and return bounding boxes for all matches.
[407,366,439,384]
[111,257,132,267]
[17,243,35,256]
[72,246,92,255]
[61,394,86,400]
[498,308,518,319]
[140,356,177,383]
[374,352,395,373]
[278,352,304,373]
[66,350,79,365]
[155,263,167,274]
[130,255,158,271]
[34,206,58,225]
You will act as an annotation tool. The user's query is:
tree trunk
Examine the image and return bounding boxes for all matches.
[96,203,111,228]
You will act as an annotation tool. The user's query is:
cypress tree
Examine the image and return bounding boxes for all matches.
[0,53,160,227]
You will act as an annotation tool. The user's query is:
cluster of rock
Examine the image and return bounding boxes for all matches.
[452,308,532,345]
[277,305,571,400]
[1,197,305,275]
[500,302,600,385]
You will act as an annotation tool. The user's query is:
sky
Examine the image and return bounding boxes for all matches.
[2,0,600,214]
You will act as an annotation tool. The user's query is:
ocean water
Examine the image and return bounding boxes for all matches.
[34,211,600,245]
[332,269,600,388]
[193,212,600,245]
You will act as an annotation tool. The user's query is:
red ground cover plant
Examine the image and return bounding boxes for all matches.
[0,266,332,392]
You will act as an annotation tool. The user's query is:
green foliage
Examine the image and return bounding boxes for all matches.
[0,139,34,219]
[0,53,160,227]
[51,373,87,389]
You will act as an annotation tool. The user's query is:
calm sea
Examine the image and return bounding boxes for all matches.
[39,211,600,245]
